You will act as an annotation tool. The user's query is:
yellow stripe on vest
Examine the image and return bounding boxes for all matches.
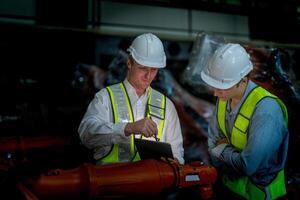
[99,83,166,163]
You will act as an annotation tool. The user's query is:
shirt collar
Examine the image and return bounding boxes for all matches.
[243,80,257,98]
[123,78,151,98]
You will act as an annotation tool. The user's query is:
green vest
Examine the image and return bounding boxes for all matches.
[217,86,288,200]
[98,82,166,164]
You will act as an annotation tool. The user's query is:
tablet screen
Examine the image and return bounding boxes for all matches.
[135,139,174,160]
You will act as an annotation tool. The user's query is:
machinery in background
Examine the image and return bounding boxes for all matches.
[0,135,74,173]
[0,136,72,153]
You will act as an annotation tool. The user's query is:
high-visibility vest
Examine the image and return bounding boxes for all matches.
[98,82,166,164]
[217,86,288,200]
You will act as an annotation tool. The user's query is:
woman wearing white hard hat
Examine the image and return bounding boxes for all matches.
[78,33,184,164]
[201,43,289,200]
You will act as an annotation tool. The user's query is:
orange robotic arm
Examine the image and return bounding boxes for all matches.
[27,159,217,199]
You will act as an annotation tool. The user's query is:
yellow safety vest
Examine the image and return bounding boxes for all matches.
[98,82,166,163]
[217,86,288,200]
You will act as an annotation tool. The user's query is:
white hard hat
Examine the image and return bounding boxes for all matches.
[201,43,253,89]
[128,33,166,68]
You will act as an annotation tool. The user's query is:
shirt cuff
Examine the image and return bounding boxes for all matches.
[211,143,228,159]
[113,122,128,136]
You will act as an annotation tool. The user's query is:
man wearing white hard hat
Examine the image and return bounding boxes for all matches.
[201,43,289,199]
[78,33,184,164]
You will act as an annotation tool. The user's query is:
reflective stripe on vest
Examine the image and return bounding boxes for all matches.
[217,86,288,151]
[99,82,166,163]
[222,170,286,200]
[217,86,288,199]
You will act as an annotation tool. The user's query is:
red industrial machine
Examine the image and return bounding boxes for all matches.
[0,135,76,172]
[0,136,217,199]
[0,136,72,153]
[23,159,217,200]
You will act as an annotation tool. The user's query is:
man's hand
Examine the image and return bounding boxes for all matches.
[211,138,229,160]
[217,138,229,145]
[124,118,158,137]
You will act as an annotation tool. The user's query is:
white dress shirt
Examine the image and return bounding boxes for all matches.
[78,79,184,164]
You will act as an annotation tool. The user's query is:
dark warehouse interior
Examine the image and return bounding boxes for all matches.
[0,0,300,199]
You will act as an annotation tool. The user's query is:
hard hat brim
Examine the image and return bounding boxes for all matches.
[200,71,239,90]
[131,52,166,68]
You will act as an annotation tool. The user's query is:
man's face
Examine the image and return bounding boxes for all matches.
[212,85,240,101]
[127,59,158,93]
[212,77,248,102]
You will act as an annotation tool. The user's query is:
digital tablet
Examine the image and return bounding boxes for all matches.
[135,138,174,160]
